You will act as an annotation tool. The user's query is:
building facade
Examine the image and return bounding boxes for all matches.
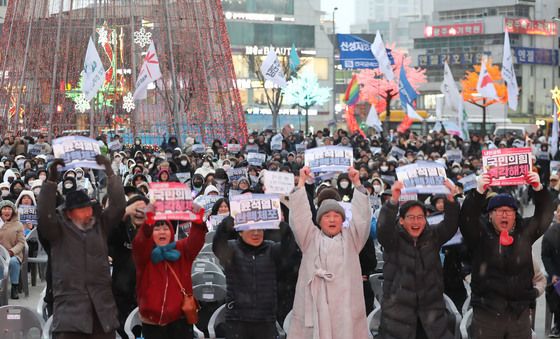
[223,0,334,132]
[409,0,560,130]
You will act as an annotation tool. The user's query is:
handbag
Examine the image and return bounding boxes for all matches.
[166,262,200,324]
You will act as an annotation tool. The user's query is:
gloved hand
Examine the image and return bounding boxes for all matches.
[95,155,114,177]
[476,173,492,194]
[525,172,543,191]
[47,159,65,183]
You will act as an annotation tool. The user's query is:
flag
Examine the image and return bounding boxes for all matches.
[82,37,105,102]
[435,96,443,120]
[289,43,300,74]
[501,31,518,111]
[371,30,394,81]
[458,102,470,140]
[260,49,287,88]
[365,103,382,131]
[476,59,498,100]
[406,104,423,121]
[440,62,462,112]
[133,42,162,100]
[552,105,559,158]
[399,66,417,110]
[344,75,360,106]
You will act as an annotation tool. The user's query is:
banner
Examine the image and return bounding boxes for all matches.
[381,174,396,186]
[482,148,532,186]
[191,144,205,154]
[270,134,283,151]
[193,194,223,218]
[246,144,259,153]
[226,167,248,182]
[419,52,484,67]
[304,146,353,173]
[336,34,394,70]
[396,162,449,194]
[227,144,241,153]
[149,182,196,221]
[82,37,105,102]
[27,144,48,157]
[502,31,519,111]
[263,171,294,195]
[52,136,103,170]
[107,140,122,152]
[230,194,282,230]
[247,152,266,166]
[370,147,382,155]
[18,206,37,227]
[133,42,163,100]
[459,173,477,192]
[513,47,559,65]
[445,149,463,163]
[390,146,406,159]
[295,143,306,153]
[175,172,191,184]
[399,192,418,202]
[260,50,287,88]
[208,214,227,232]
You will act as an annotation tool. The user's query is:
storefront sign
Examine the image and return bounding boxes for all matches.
[418,52,484,67]
[424,23,484,38]
[505,18,557,36]
[513,47,558,65]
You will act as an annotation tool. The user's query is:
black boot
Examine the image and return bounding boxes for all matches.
[11,284,19,300]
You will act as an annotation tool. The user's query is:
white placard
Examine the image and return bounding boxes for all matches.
[263,171,294,195]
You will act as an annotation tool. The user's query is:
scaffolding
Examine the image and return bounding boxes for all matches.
[0,0,247,144]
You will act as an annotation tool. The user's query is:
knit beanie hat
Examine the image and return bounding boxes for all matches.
[487,193,518,212]
[316,199,346,224]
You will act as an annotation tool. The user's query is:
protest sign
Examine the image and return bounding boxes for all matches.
[445,149,463,163]
[247,152,266,166]
[194,195,223,217]
[18,206,37,227]
[304,146,353,173]
[27,144,47,157]
[246,144,259,153]
[381,174,396,186]
[536,150,550,161]
[149,182,196,221]
[192,144,206,154]
[228,189,242,197]
[396,162,449,194]
[263,171,294,195]
[370,147,382,155]
[107,140,122,152]
[339,202,353,228]
[52,136,104,170]
[551,161,560,175]
[270,134,283,151]
[208,214,226,232]
[295,143,306,153]
[227,144,241,153]
[512,139,525,148]
[427,213,444,226]
[176,172,191,184]
[443,230,464,247]
[390,146,406,159]
[458,174,477,192]
[399,192,418,202]
[230,194,281,230]
[482,148,531,186]
[226,167,248,182]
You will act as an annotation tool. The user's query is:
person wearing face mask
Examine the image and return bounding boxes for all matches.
[74,167,94,198]
[3,168,17,185]
[213,169,229,197]
[176,154,192,174]
[131,137,144,154]
[336,173,353,202]
[370,178,384,211]
[7,179,25,203]
[190,173,205,198]
[0,182,10,199]
[0,200,26,299]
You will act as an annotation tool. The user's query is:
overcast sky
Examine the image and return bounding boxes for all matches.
[321,0,355,33]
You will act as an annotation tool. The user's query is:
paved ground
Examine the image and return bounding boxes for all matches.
[6,203,554,338]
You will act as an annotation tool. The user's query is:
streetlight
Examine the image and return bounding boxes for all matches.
[332,7,338,127]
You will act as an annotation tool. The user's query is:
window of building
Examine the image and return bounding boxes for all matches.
[300,57,329,80]
[222,0,294,15]
[232,55,250,78]
[226,22,315,49]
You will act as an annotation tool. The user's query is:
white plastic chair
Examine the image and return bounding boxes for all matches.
[42,315,53,339]
[191,259,223,274]
[368,306,382,338]
[459,308,473,339]
[0,245,10,306]
[26,228,49,286]
[124,307,205,339]
[369,273,384,303]
[444,293,462,339]
[191,271,226,288]
[200,243,213,254]
[0,305,44,338]
[207,304,226,339]
[36,287,49,321]
[205,231,216,243]
[283,309,293,334]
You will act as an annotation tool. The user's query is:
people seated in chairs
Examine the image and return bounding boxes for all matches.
[0,200,26,300]
[38,156,125,339]
[287,166,371,339]
[132,206,207,339]
[377,179,459,339]
[459,173,553,339]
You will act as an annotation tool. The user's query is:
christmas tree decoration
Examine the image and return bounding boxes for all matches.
[74,94,91,113]
[122,92,135,113]
[133,27,153,48]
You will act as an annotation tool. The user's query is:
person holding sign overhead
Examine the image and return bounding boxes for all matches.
[459,172,553,339]
[287,166,371,339]
[377,179,459,339]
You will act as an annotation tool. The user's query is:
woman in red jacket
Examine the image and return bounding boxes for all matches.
[133,210,207,339]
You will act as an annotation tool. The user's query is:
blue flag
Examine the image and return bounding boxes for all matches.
[399,66,418,110]
[289,43,300,73]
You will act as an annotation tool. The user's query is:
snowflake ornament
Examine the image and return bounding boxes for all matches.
[134,27,152,48]
[97,26,109,45]
[122,92,136,112]
[75,93,91,113]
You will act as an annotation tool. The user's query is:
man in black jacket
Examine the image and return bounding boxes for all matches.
[460,172,553,339]
[542,205,560,337]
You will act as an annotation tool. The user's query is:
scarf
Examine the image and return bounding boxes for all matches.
[151,242,181,264]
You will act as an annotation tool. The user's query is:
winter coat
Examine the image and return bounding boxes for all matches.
[287,187,371,339]
[377,199,459,339]
[0,200,26,262]
[37,175,125,334]
[542,221,560,282]
[133,220,206,325]
[459,188,554,316]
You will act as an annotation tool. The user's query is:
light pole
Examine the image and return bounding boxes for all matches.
[552,17,559,90]
[332,7,338,127]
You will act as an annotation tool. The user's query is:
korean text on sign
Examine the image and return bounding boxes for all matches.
[230,194,281,231]
[396,161,450,194]
[482,148,532,186]
[304,146,353,173]
[149,182,196,221]
[52,136,104,170]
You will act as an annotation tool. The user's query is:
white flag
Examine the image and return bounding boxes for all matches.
[501,31,518,111]
[260,50,287,88]
[440,62,462,112]
[457,101,470,141]
[365,104,382,131]
[552,105,559,158]
[133,42,163,100]
[476,59,498,100]
[371,31,394,81]
[406,104,424,121]
[82,37,105,102]
[435,96,443,120]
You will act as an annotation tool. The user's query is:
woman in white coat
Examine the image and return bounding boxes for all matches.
[288,166,371,339]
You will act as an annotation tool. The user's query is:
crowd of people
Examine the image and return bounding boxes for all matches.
[0,124,558,339]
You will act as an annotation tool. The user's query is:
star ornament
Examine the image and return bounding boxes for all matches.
[551,87,560,109]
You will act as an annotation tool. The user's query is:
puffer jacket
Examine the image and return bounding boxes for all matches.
[459,188,554,316]
[377,199,459,339]
[0,200,26,262]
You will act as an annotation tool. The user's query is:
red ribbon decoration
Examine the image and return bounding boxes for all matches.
[499,230,514,246]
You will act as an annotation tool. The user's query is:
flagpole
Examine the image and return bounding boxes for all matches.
[129,0,137,137]
[163,0,182,145]
[89,0,97,139]
[47,0,64,142]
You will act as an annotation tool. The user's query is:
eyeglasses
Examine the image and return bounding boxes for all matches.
[404,215,425,222]
[493,209,515,216]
